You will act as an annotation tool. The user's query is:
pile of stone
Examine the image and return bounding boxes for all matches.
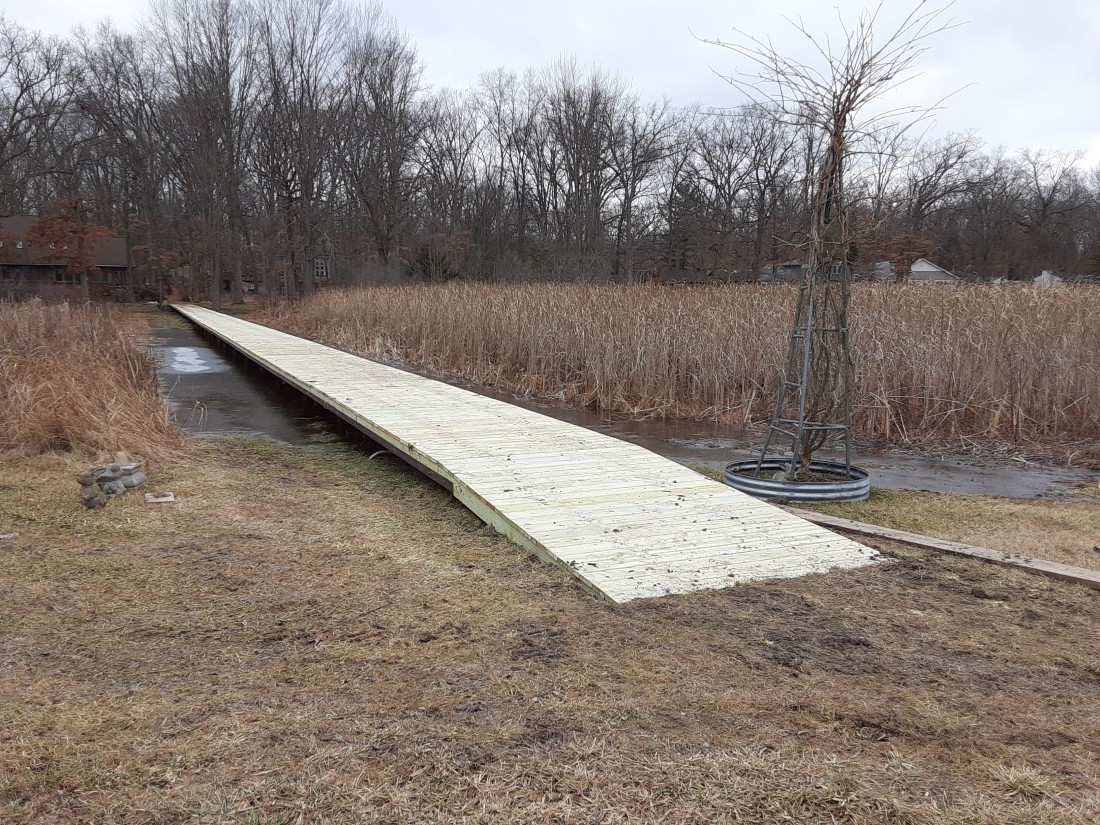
[78,451,148,509]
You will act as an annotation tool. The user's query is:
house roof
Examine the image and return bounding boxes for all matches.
[911,257,951,273]
[0,214,128,269]
[909,258,959,281]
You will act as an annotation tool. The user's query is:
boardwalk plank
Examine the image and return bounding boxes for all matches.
[174,305,875,603]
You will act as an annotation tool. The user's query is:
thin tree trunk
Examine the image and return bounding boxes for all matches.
[123,215,136,302]
[211,243,222,310]
[231,238,244,303]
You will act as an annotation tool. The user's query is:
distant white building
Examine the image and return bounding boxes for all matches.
[908,258,960,284]
[873,261,896,281]
[1033,270,1064,287]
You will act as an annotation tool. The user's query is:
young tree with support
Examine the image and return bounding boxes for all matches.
[708,1,957,488]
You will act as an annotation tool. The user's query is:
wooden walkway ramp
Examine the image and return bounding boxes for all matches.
[173,305,876,603]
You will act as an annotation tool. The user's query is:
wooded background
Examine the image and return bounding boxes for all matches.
[2,0,1097,301]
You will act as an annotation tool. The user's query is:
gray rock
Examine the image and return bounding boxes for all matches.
[100,479,126,497]
[80,483,107,509]
[121,470,148,488]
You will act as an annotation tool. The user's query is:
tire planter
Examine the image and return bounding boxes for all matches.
[724,457,871,503]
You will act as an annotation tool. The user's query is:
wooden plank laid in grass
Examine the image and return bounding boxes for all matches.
[172,304,876,603]
[786,507,1100,591]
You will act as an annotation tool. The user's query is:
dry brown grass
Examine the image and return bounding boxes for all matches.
[805,486,1100,570]
[3,439,1099,824]
[0,300,183,462]
[260,283,1100,464]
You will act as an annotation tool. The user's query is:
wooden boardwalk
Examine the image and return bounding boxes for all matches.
[173,305,876,603]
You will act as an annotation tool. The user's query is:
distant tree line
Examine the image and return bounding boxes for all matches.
[1,0,1098,302]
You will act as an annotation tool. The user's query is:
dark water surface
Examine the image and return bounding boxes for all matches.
[153,326,330,446]
[151,321,1097,500]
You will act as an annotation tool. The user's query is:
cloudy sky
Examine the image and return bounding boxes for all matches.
[7,0,1099,163]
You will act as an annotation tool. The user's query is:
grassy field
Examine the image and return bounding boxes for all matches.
[2,439,1099,824]
[260,283,1100,466]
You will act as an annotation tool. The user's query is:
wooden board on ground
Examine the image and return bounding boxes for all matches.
[172,304,877,603]
[787,507,1100,591]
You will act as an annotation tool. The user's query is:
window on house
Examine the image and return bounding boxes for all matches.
[16,241,23,249]
[314,257,328,280]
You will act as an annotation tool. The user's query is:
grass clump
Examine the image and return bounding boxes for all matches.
[0,299,183,461]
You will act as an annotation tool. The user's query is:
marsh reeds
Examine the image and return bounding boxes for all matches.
[263,283,1100,460]
[0,299,183,460]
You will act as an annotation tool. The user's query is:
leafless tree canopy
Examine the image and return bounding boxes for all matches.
[0,1,1096,303]
[706,2,959,471]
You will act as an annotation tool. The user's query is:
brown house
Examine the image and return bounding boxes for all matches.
[0,215,129,296]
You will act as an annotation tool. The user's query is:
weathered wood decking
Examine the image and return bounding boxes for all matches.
[173,304,877,602]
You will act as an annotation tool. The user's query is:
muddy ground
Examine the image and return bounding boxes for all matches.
[2,439,1098,824]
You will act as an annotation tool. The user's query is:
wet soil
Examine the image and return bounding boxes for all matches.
[150,318,1098,500]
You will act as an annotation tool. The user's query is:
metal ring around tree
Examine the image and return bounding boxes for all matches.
[724,457,871,503]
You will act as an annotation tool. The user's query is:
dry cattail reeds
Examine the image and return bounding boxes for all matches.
[262,283,1100,459]
[0,299,183,460]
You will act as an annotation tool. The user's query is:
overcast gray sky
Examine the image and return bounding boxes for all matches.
[6,0,1099,164]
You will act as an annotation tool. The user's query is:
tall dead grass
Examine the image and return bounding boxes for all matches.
[264,283,1100,459]
[0,300,183,460]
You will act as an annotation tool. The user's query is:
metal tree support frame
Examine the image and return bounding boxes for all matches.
[711,2,952,504]
[725,260,870,503]
[758,262,854,481]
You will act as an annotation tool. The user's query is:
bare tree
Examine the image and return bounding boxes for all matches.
[739,106,797,275]
[149,0,257,307]
[416,88,485,278]
[905,130,980,230]
[253,0,346,298]
[605,97,674,280]
[690,111,753,272]
[539,58,625,269]
[337,3,423,276]
[0,18,73,212]
[707,1,957,476]
[77,23,171,301]
[1012,147,1087,271]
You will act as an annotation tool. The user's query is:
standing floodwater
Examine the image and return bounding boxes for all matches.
[151,324,328,445]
